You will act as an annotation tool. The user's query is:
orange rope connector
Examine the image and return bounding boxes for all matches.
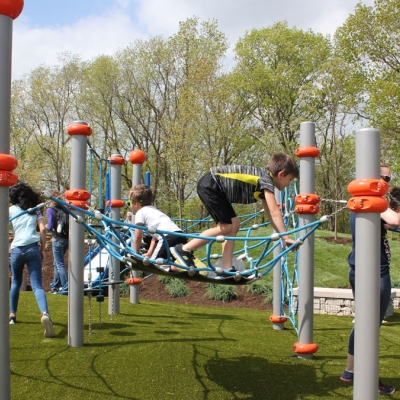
[295,146,320,158]
[126,277,142,285]
[295,194,320,205]
[347,179,388,197]
[295,204,320,214]
[66,200,90,209]
[293,342,318,354]
[67,122,92,136]
[0,170,18,187]
[347,196,388,213]
[0,154,18,171]
[64,189,91,200]
[109,155,125,165]
[269,315,287,323]
[106,199,126,208]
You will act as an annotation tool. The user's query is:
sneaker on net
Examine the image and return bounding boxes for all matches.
[379,380,396,396]
[170,244,195,267]
[41,313,55,338]
[340,370,354,382]
[9,316,16,325]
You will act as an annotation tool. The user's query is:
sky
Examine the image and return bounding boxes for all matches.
[11,0,375,80]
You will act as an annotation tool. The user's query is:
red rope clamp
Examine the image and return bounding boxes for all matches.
[295,146,320,158]
[347,196,388,213]
[0,154,18,171]
[293,342,318,354]
[126,278,142,285]
[295,204,320,214]
[64,189,91,200]
[295,194,320,205]
[347,179,388,197]
[269,315,287,323]
[106,199,126,208]
[66,200,90,209]
[0,170,18,187]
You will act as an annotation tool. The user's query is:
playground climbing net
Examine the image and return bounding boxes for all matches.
[39,182,352,331]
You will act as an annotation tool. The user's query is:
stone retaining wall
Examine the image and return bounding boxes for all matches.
[292,287,400,317]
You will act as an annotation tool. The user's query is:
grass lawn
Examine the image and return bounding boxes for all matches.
[10,293,400,399]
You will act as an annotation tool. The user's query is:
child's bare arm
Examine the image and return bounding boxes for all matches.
[133,224,144,254]
[262,190,294,246]
[144,237,157,257]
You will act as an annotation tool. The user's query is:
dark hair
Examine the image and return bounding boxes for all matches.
[267,152,299,178]
[129,184,153,206]
[389,187,400,212]
[9,181,44,211]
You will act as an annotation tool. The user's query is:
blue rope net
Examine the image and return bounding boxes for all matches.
[40,183,328,330]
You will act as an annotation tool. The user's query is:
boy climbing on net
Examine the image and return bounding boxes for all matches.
[128,184,187,272]
[171,152,299,272]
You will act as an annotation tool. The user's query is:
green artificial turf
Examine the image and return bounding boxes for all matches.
[10,293,400,399]
[9,229,400,399]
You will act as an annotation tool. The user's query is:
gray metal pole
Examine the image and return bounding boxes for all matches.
[272,188,284,330]
[67,121,92,347]
[0,13,13,400]
[353,128,380,400]
[0,3,24,398]
[129,150,146,304]
[297,121,316,359]
[108,154,124,315]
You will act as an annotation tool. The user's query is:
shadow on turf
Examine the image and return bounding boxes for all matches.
[205,355,332,399]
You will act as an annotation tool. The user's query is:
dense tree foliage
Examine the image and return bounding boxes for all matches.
[9,1,397,233]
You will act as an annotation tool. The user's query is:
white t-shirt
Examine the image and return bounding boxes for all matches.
[134,205,182,258]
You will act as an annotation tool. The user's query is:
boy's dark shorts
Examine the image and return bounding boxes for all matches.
[197,172,236,224]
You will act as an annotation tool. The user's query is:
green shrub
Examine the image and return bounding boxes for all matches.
[119,282,130,297]
[246,281,272,295]
[204,283,238,301]
[158,275,173,284]
[165,278,191,298]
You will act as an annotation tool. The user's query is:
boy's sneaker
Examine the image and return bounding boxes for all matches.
[171,244,195,267]
[9,316,16,325]
[340,370,353,382]
[41,313,55,338]
[379,380,395,396]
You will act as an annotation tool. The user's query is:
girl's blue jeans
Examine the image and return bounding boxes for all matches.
[10,242,48,314]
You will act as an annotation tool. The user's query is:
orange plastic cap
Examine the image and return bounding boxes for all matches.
[129,149,146,165]
[0,0,24,19]
[109,155,125,165]
[67,122,92,136]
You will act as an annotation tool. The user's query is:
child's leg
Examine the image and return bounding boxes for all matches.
[183,218,240,269]
[220,217,240,269]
